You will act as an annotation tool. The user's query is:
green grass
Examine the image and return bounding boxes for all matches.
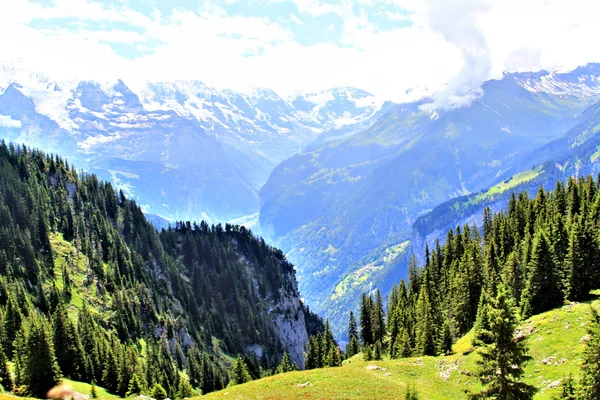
[203,358,467,400]
[0,395,34,400]
[590,145,600,162]
[63,379,119,399]
[202,293,600,400]
[473,165,543,204]
[48,233,109,319]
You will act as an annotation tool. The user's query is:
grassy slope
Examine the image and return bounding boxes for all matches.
[63,379,119,399]
[472,165,544,204]
[48,232,110,319]
[202,293,600,400]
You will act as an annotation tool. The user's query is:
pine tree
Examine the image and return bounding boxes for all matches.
[346,336,360,359]
[372,290,385,344]
[521,230,562,318]
[502,250,523,307]
[177,374,196,398]
[348,310,359,340]
[359,293,374,346]
[472,291,492,347]
[230,355,251,386]
[564,218,592,301]
[396,328,412,358]
[363,344,372,361]
[102,347,120,393]
[12,331,26,389]
[346,311,360,357]
[415,285,436,356]
[0,342,12,392]
[276,352,294,374]
[373,341,382,361]
[22,313,63,398]
[321,320,336,366]
[439,320,453,356]
[579,307,600,400]
[556,375,577,400]
[126,373,144,397]
[471,285,536,399]
[451,262,474,337]
[3,295,22,356]
[151,383,168,400]
[90,382,98,399]
[304,335,321,370]
[327,345,342,367]
[52,302,86,380]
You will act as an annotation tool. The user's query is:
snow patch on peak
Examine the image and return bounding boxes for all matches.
[514,66,600,98]
[302,91,337,107]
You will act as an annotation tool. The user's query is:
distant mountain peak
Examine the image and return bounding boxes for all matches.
[507,63,600,97]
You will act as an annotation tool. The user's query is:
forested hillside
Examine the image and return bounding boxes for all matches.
[357,175,600,358]
[203,174,600,399]
[0,141,321,398]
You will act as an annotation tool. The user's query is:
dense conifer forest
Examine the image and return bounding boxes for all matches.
[353,176,600,359]
[325,175,600,397]
[0,141,322,397]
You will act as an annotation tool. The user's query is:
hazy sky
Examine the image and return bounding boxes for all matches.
[2,0,600,104]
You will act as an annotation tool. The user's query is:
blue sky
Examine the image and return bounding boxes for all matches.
[23,0,414,58]
[1,0,600,104]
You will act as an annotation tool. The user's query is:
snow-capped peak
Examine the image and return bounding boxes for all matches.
[512,63,600,98]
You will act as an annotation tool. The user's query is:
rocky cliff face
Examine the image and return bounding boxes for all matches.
[271,286,311,368]
[239,246,315,368]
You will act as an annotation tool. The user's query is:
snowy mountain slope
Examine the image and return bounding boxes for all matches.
[0,61,386,223]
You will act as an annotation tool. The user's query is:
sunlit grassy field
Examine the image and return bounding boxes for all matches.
[202,293,600,400]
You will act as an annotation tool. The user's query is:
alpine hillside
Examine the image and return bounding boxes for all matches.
[0,142,322,397]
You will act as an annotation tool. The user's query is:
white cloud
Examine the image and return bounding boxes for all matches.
[1,0,600,106]
[420,0,491,110]
[0,115,23,129]
[385,11,412,21]
[289,13,304,24]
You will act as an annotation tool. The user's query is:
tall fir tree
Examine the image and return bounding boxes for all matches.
[52,302,86,380]
[0,341,12,392]
[346,311,360,358]
[304,335,321,370]
[372,290,385,344]
[21,313,63,398]
[471,285,536,400]
[230,355,251,386]
[472,291,493,347]
[415,284,437,356]
[359,293,374,346]
[521,230,562,318]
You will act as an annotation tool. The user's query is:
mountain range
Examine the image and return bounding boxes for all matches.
[3,61,600,337]
[0,61,386,224]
